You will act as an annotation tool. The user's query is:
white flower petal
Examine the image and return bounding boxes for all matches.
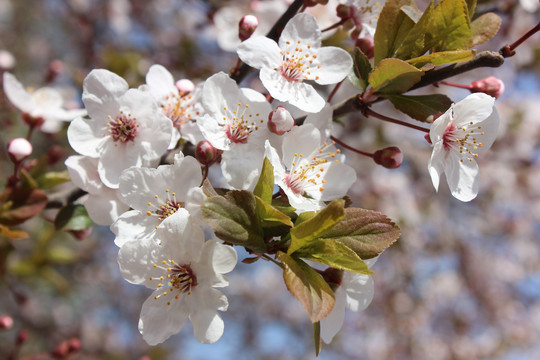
[237,36,282,69]
[279,13,321,50]
[82,190,128,226]
[67,116,107,158]
[311,47,353,85]
[428,141,445,192]
[221,145,264,190]
[2,72,35,113]
[343,273,374,312]
[452,93,495,127]
[320,288,347,344]
[445,152,479,202]
[139,292,189,345]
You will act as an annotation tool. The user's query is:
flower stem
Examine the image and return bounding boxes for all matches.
[438,80,472,90]
[321,19,347,33]
[364,107,430,133]
[262,254,283,268]
[500,19,540,57]
[330,135,373,157]
[327,80,343,103]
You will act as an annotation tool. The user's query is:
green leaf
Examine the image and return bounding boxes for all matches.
[253,157,274,204]
[394,0,435,59]
[288,199,345,255]
[467,12,501,48]
[201,191,266,252]
[319,208,401,259]
[400,5,421,22]
[0,188,48,226]
[349,48,372,91]
[368,58,423,94]
[255,196,293,237]
[406,49,476,68]
[47,246,78,264]
[431,0,472,52]
[374,0,417,64]
[465,0,476,19]
[385,94,453,122]
[54,204,93,231]
[313,322,322,357]
[36,170,71,190]
[277,252,335,323]
[295,238,373,274]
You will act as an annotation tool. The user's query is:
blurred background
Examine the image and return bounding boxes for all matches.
[0,0,539,359]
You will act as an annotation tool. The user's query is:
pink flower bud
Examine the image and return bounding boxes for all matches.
[0,315,14,330]
[0,50,16,70]
[336,4,352,19]
[8,138,33,162]
[16,330,29,346]
[67,338,82,353]
[268,106,295,135]
[238,15,258,42]
[470,76,504,99]
[195,141,221,166]
[373,146,403,169]
[175,79,195,95]
[355,37,374,59]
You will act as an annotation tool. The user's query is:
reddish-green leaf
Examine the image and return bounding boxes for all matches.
[319,208,401,259]
[467,12,501,48]
[369,58,423,94]
[0,188,48,226]
[277,252,335,323]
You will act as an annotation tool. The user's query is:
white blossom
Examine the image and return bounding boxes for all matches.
[428,93,499,202]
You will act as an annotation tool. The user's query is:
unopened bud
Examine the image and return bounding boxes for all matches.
[355,37,374,59]
[8,138,33,162]
[470,76,504,99]
[195,141,221,166]
[45,60,65,83]
[373,146,403,169]
[70,228,93,241]
[238,15,258,41]
[0,49,16,70]
[268,106,295,135]
[321,268,343,292]
[0,315,14,330]
[336,4,352,19]
[67,338,82,353]
[51,340,70,359]
[175,79,195,95]
[16,330,29,346]
[22,113,44,129]
[47,145,65,165]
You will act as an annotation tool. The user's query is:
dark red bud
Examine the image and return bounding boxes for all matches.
[356,38,374,59]
[238,15,258,41]
[195,141,221,166]
[373,146,403,169]
[16,330,29,346]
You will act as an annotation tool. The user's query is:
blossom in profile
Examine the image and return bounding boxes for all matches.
[3,72,86,133]
[144,64,204,147]
[118,210,237,345]
[428,93,499,202]
[264,122,356,212]
[320,258,377,344]
[67,69,172,188]
[237,13,353,112]
[65,155,129,226]
[338,0,385,39]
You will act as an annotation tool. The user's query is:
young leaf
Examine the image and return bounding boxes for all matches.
[35,171,71,190]
[431,0,472,52]
[349,48,372,91]
[368,58,423,94]
[253,157,274,204]
[467,13,501,48]
[277,251,335,323]
[374,0,417,64]
[318,208,401,259]
[0,224,29,239]
[406,49,476,68]
[201,191,266,252]
[394,0,435,60]
[55,204,93,231]
[385,94,453,122]
[288,199,345,255]
[0,188,48,226]
[295,238,373,275]
[465,0,476,19]
[255,196,293,237]
[201,178,219,197]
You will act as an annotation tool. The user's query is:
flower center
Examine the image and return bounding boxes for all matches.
[161,93,198,128]
[149,261,197,306]
[279,40,321,82]
[146,189,184,227]
[284,142,341,195]
[351,1,383,27]
[443,121,485,162]
[107,112,138,143]
[222,102,263,144]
